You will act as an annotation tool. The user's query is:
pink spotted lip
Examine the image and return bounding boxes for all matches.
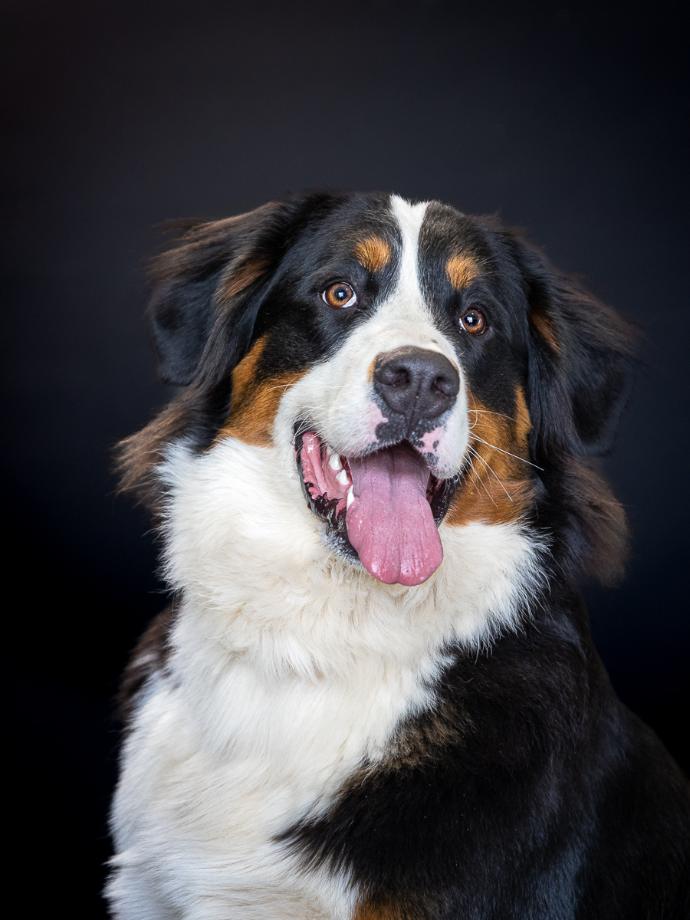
[296,430,458,587]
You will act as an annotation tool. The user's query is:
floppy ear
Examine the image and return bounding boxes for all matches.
[116,193,337,506]
[147,194,325,387]
[514,238,635,458]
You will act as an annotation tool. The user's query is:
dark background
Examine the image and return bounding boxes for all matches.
[5,1,688,915]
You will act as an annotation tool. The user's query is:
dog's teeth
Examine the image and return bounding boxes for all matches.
[328,452,342,471]
[346,486,355,508]
[336,469,350,486]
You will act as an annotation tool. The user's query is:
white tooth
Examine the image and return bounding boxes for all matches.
[347,487,355,508]
[336,469,349,486]
[328,453,342,471]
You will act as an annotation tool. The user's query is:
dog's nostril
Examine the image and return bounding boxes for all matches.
[377,363,411,389]
[432,373,457,397]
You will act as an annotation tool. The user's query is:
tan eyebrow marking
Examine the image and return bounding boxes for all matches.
[354,235,392,273]
[446,253,479,289]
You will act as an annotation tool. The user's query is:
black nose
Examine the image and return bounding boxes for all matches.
[373,347,460,424]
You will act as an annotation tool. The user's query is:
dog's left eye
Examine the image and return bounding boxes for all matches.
[322,282,357,310]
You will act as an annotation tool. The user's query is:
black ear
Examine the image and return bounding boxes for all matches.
[513,238,635,458]
[147,195,326,386]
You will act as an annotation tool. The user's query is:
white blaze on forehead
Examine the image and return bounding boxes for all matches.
[379,195,449,358]
[389,194,430,321]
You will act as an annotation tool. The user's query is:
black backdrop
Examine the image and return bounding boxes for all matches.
[5,2,689,915]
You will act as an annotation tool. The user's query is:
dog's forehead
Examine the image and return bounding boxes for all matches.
[298,192,400,253]
[286,193,486,284]
[420,201,489,268]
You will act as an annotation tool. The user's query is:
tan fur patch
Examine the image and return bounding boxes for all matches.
[229,336,267,406]
[116,336,300,502]
[217,338,304,446]
[354,235,392,273]
[446,253,479,289]
[530,307,560,353]
[447,386,533,526]
[514,386,532,446]
[219,257,270,302]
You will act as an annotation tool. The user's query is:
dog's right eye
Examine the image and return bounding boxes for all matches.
[322,282,357,310]
[460,307,487,335]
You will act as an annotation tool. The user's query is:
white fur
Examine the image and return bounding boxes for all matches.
[107,196,546,919]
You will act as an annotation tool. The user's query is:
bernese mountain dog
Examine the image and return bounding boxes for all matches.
[107,193,690,919]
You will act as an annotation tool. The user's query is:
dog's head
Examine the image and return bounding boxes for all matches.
[120,193,633,591]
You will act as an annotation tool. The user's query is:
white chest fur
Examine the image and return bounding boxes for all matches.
[109,623,441,918]
[107,438,543,919]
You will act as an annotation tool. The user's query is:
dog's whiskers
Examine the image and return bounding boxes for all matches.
[468,407,519,424]
[467,447,499,508]
[468,446,514,503]
[470,434,543,470]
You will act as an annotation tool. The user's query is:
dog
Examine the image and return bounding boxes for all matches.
[107,193,690,919]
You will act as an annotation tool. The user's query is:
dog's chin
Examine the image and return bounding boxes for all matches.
[294,426,460,587]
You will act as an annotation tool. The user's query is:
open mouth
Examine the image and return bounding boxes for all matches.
[294,429,459,586]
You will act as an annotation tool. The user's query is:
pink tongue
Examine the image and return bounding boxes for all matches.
[345,444,443,586]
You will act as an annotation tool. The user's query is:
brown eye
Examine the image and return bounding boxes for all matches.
[460,307,486,335]
[322,281,357,309]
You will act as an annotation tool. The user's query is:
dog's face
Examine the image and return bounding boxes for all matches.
[123,192,631,592]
